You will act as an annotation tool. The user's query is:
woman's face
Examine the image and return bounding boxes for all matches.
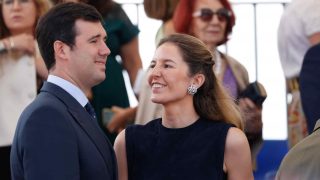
[190,0,228,48]
[148,42,193,105]
[2,0,37,35]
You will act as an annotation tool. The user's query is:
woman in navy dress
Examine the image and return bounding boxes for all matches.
[114,33,253,180]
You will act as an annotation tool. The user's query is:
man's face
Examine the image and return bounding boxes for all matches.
[66,19,110,90]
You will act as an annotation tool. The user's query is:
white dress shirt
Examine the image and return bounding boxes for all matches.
[47,75,88,107]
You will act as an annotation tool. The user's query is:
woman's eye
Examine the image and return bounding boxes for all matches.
[149,63,155,68]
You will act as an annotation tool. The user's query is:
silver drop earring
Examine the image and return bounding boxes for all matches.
[187,85,198,95]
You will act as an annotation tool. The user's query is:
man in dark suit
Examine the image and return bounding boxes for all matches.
[10,2,117,180]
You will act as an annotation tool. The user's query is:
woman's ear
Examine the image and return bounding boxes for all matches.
[192,73,205,88]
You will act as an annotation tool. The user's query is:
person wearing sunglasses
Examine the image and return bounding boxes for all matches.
[173,0,264,171]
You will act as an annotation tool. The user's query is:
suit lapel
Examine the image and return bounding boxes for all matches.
[313,119,320,132]
[40,82,116,177]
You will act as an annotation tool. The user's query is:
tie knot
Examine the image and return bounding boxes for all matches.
[85,102,97,120]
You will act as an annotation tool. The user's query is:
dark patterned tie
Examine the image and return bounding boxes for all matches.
[85,102,97,120]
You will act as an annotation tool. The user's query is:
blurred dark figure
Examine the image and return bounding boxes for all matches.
[300,43,320,132]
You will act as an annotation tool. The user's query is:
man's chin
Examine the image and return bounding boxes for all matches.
[93,75,106,86]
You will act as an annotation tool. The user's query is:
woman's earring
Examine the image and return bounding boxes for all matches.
[187,85,198,95]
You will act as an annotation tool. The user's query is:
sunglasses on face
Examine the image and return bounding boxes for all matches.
[192,8,232,22]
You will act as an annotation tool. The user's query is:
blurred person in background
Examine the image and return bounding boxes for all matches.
[0,0,50,179]
[143,0,179,45]
[278,0,320,148]
[106,0,180,133]
[173,0,265,170]
[86,0,142,144]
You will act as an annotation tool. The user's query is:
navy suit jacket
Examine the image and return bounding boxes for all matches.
[11,82,118,180]
[300,43,320,133]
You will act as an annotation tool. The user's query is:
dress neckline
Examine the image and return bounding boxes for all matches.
[158,118,202,133]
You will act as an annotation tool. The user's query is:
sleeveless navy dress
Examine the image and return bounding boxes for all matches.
[125,118,233,180]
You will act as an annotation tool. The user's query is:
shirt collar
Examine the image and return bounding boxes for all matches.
[47,75,88,107]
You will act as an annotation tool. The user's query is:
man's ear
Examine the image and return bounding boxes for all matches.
[53,40,69,60]
[192,73,205,88]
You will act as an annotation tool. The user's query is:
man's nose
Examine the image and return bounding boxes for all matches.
[100,43,111,56]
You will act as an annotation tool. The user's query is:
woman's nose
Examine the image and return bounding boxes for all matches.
[150,65,162,77]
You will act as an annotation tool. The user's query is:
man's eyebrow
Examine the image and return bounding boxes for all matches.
[87,34,107,41]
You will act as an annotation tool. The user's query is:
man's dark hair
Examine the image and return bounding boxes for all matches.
[36,2,104,70]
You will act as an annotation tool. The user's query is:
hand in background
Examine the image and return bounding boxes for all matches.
[107,106,137,133]
[238,97,263,135]
[9,34,35,54]
[239,97,263,170]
